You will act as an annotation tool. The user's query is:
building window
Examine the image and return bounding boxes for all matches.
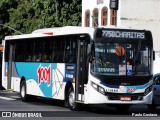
[92,8,99,27]
[85,10,90,27]
[110,9,117,26]
[101,7,108,26]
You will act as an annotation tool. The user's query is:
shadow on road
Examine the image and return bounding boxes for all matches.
[0,90,159,117]
[84,104,160,116]
[28,97,160,116]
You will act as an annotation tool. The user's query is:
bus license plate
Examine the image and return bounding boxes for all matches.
[120,96,131,101]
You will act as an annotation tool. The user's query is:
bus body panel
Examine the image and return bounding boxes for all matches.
[84,65,153,104]
[85,81,153,104]
[4,61,76,100]
[2,26,154,108]
[12,77,21,92]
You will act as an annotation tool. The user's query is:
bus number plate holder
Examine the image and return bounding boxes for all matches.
[120,96,131,101]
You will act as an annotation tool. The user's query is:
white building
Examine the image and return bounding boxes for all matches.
[82,0,160,74]
[82,0,121,27]
[120,0,160,74]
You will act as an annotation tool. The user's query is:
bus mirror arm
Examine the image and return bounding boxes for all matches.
[88,55,95,63]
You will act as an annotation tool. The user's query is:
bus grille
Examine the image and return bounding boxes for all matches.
[106,93,144,101]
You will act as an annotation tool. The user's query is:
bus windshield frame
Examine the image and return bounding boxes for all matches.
[91,41,152,76]
[91,28,153,77]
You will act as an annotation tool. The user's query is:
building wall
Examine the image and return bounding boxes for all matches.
[82,0,121,27]
[121,0,160,74]
[121,0,160,51]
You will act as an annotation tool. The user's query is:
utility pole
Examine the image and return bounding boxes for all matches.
[0,24,23,35]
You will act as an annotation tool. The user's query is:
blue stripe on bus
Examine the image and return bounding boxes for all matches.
[100,82,148,89]
[15,62,57,98]
[15,62,57,80]
[126,83,148,91]
[100,81,149,93]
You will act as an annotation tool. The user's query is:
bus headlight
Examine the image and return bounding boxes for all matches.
[144,85,152,96]
[91,82,105,95]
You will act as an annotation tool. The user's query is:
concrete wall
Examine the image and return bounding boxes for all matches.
[121,0,160,51]
[81,0,160,74]
[121,0,160,74]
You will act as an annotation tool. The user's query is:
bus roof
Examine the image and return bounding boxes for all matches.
[4,26,148,40]
[4,26,94,40]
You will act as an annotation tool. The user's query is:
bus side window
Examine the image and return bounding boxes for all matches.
[40,38,52,62]
[36,54,41,62]
[70,41,76,63]
[26,55,31,61]
[15,41,26,62]
[53,38,64,63]
[64,37,77,63]
[54,46,60,62]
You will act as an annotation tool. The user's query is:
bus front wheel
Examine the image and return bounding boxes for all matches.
[67,88,79,111]
[20,81,29,102]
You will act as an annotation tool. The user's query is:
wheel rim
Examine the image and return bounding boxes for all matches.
[21,85,25,98]
[69,91,75,107]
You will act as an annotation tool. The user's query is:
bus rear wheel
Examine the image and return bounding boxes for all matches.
[20,81,29,102]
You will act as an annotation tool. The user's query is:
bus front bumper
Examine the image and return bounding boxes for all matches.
[85,86,153,105]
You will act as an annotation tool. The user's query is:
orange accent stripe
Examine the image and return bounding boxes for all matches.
[43,32,53,35]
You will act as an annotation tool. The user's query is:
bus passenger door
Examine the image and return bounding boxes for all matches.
[75,35,88,102]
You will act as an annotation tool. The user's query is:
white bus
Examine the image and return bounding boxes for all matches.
[2,26,155,111]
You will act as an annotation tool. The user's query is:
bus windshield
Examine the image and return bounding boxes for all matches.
[91,42,152,76]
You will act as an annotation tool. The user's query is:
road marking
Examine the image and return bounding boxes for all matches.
[10,96,21,99]
[0,96,16,101]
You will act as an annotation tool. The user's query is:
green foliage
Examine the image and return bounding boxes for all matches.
[0,0,18,42]
[0,0,82,43]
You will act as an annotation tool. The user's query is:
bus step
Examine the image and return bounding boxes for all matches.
[75,101,84,104]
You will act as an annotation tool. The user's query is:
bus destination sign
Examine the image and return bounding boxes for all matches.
[96,29,146,40]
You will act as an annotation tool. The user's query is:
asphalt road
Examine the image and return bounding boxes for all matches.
[0,90,160,120]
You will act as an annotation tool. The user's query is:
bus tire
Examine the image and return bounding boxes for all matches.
[20,80,29,102]
[67,87,79,111]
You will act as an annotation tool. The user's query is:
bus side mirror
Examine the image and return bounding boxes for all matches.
[154,76,160,85]
[153,51,155,61]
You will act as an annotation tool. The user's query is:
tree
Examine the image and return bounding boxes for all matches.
[0,0,82,43]
[0,0,18,43]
